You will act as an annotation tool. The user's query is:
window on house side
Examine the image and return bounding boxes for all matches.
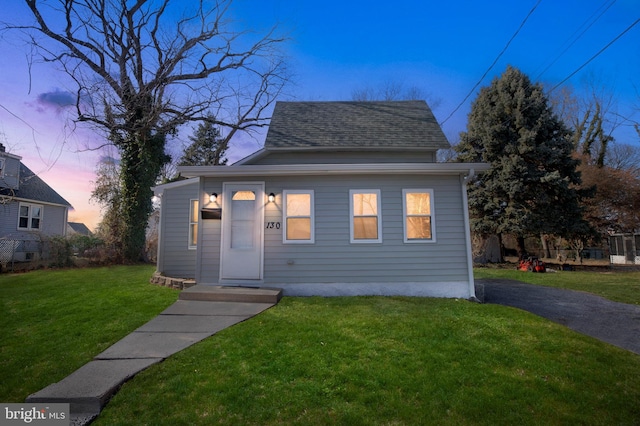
[189,199,199,249]
[350,190,382,243]
[0,159,5,178]
[403,189,435,243]
[283,190,314,243]
[18,203,43,231]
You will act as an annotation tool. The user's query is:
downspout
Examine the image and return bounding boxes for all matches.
[461,169,477,300]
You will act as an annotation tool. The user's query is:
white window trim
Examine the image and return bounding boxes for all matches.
[349,189,382,244]
[402,188,436,243]
[0,158,5,178]
[18,202,43,231]
[188,198,199,249]
[282,190,315,244]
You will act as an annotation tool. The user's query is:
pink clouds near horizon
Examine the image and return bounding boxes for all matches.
[20,154,102,231]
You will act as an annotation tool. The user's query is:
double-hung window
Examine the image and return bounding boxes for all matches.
[18,203,43,231]
[283,190,314,243]
[350,190,382,243]
[189,199,199,249]
[403,189,435,243]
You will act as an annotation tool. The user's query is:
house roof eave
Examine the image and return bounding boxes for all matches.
[178,163,490,178]
[0,194,72,209]
[152,177,200,196]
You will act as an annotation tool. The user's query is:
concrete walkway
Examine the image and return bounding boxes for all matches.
[477,278,640,355]
[27,286,282,426]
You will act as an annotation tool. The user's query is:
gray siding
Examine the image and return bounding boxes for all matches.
[198,174,469,286]
[41,204,68,236]
[0,202,20,237]
[250,151,436,165]
[157,182,199,278]
[0,201,67,239]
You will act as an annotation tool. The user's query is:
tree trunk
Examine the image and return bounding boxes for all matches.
[516,235,526,259]
[119,133,167,262]
[540,234,551,258]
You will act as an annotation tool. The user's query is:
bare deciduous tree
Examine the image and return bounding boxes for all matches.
[6,0,289,261]
[351,80,442,110]
[607,142,640,177]
[547,77,619,167]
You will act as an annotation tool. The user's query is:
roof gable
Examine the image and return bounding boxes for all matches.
[0,163,72,207]
[264,101,450,151]
[68,222,92,235]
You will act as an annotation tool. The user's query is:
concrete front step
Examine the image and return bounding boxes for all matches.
[180,285,283,304]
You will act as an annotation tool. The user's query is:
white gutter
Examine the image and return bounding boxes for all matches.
[178,162,490,178]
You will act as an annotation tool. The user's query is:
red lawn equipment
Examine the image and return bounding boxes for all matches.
[518,256,546,273]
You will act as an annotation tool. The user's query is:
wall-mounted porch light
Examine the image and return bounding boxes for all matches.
[268,192,276,202]
[209,193,218,203]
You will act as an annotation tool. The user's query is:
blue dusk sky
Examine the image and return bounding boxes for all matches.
[0,0,638,229]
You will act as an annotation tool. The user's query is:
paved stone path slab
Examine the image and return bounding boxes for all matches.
[161,300,274,316]
[94,332,214,359]
[26,295,279,426]
[134,314,248,333]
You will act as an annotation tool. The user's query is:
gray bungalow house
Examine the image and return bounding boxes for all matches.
[0,144,72,262]
[154,101,488,298]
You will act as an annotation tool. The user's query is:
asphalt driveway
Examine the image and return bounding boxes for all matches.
[476,279,640,355]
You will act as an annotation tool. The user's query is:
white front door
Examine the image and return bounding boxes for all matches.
[220,182,265,280]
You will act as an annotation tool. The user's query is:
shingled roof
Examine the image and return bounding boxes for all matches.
[0,163,72,207]
[264,101,450,150]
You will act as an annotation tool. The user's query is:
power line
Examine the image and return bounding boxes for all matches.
[534,0,616,80]
[440,0,542,126]
[549,16,640,93]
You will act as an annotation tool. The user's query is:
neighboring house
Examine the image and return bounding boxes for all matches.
[0,144,72,262]
[609,233,640,265]
[67,222,93,236]
[154,101,488,298]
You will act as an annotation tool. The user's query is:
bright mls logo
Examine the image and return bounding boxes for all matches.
[1,404,69,425]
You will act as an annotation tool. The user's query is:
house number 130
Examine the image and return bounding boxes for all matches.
[266,222,281,229]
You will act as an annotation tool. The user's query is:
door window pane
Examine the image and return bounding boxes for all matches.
[232,191,256,201]
[231,222,254,248]
[189,199,199,248]
[231,192,255,249]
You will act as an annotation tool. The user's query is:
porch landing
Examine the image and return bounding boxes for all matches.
[180,285,283,304]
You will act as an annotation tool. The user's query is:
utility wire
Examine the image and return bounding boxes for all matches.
[440,0,542,126]
[549,16,640,93]
[534,0,616,80]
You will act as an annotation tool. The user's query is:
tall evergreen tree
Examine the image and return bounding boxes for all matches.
[456,66,592,257]
[180,120,228,166]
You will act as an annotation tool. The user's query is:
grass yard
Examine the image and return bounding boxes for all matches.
[0,265,178,402]
[97,297,640,426]
[474,267,640,305]
[2,266,640,425]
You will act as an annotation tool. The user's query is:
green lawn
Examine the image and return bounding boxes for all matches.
[2,266,640,425]
[474,267,640,305]
[0,265,178,402]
